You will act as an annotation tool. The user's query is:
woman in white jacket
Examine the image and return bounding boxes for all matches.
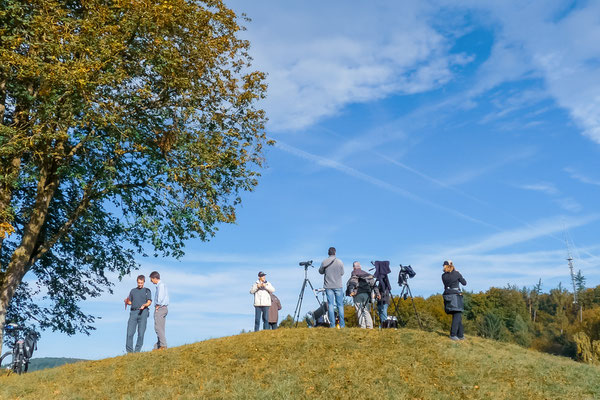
[250,271,275,332]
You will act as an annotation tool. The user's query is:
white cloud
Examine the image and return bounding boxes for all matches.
[447,214,599,254]
[554,197,583,213]
[234,1,472,131]
[518,182,559,196]
[565,167,600,187]
[453,0,600,144]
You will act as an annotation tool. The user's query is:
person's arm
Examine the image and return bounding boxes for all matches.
[318,261,326,275]
[250,282,259,294]
[347,276,358,296]
[458,272,467,286]
[124,291,132,308]
[373,284,381,299]
[277,298,282,310]
[141,289,152,310]
[265,282,275,293]
[155,283,167,310]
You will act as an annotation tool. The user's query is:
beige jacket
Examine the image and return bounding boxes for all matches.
[250,281,275,306]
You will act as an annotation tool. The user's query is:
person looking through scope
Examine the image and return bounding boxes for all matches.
[442,260,466,340]
[319,247,345,328]
[347,261,380,329]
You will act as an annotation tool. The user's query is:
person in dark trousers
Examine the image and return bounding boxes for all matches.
[268,293,282,329]
[124,275,152,353]
[373,260,392,327]
[442,260,467,340]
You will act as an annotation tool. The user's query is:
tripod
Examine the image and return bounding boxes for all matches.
[391,271,423,330]
[293,262,322,327]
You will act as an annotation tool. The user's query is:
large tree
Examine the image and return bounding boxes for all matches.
[0,0,269,344]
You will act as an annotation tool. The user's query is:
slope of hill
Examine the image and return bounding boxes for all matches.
[1,328,599,399]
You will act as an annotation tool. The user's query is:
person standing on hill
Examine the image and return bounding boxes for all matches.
[268,293,282,329]
[124,275,152,353]
[150,271,169,350]
[442,260,467,340]
[250,271,275,332]
[347,261,380,329]
[319,247,345,328]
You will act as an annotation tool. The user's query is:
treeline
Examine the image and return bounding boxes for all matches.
[280,278,600,364]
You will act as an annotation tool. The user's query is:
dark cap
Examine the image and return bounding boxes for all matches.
[258,271,266,277]
[443,260,450,266]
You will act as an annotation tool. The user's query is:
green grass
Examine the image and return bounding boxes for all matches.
[1,328,599,399]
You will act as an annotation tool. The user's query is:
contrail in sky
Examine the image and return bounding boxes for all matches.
[273,139,500,230]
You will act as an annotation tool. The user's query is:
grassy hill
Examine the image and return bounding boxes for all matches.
[1,328,599,399]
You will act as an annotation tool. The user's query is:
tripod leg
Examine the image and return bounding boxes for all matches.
[293,279,308,327]
[305,279,322,305]
[406,284,423,330]
[389,292,401,323]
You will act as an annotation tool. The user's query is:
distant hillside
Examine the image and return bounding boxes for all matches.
[1,328,600,399]
[1,357,85,372]
[27,357,86,372]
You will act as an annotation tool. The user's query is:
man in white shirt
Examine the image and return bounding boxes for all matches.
[150,271,169,350]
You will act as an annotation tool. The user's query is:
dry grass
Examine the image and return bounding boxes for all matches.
[1,328,599,399]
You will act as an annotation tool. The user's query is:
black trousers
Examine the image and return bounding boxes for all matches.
[450,312,464,338]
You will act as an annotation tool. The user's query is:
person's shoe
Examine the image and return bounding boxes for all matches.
[450,336,460,341]
[458,336,465,340]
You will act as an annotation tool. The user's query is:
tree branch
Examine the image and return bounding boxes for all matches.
[29,181,149,266]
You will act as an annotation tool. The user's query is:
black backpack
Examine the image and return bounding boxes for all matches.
[23,332,37,359]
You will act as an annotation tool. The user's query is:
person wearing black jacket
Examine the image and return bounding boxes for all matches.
[441,260,466,340]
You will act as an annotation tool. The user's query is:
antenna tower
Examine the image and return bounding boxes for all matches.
[565,231,583,322]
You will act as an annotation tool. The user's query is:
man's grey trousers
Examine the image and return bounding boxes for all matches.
[126,308,149,353]
[154,306,168,349]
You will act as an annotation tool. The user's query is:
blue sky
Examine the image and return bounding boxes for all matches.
[33,0,600,359]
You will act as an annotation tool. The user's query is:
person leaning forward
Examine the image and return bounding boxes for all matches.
[150,271,169,350]
[319,247,345,328]
[347,261,380,329]
[124,275,152,353]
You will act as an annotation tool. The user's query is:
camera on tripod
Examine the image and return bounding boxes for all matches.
[299,260,313,267]
[398,264,416,286]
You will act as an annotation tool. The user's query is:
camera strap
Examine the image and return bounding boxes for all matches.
[323,258,336,269]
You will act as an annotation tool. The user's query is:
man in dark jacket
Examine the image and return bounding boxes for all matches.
[268,293,282,329]
[347,262,380,329]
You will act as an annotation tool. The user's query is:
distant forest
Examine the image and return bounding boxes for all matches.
[281,274,600,364]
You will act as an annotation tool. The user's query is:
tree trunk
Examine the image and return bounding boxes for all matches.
[0,162,59,352]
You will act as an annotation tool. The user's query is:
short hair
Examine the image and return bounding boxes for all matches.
[328,247,336,256]
[137,275,145,281]
[353,261,360,268]
[150,271,160,280]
